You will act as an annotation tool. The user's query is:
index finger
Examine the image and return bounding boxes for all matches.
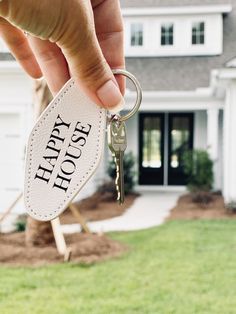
[92,0,125,95]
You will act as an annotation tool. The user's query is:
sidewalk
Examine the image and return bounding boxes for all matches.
[61,191,183,234]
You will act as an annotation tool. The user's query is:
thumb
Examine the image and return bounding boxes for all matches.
[56,3,124,113]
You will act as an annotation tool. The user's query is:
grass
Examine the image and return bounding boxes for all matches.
[1,220,236,313]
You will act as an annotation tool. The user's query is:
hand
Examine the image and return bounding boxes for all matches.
[0,0,125,111]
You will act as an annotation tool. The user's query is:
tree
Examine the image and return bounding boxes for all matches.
[25,79,55,246]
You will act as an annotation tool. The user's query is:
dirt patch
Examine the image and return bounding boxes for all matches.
[0,232,127,267]
[61,193,138,225]
[169,193,236,220]
[0,190,136,267]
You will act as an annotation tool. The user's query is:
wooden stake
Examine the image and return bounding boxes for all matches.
[0,192,23,224]
[51,217,68,255]
[69,203,90,233]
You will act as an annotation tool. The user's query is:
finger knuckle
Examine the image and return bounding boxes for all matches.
[80,57,108,86]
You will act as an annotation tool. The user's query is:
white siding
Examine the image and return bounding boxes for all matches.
[0,64,33,214]
[0,113,23,212]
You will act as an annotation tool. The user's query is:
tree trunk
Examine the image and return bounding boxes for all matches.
[25,79,54,247]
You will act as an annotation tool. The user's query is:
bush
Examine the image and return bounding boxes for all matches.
[107,151,136,194]
[183,149,214,193]
[15,215,27,232]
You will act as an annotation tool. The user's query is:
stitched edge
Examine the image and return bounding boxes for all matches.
[25,80,105,219]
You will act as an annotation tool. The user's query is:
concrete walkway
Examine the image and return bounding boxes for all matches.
[61,191,183,234]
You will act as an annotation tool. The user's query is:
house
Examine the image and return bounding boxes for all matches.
[0,0,236,213]
[120,0,236,203]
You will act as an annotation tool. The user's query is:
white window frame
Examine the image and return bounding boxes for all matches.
[130,23,143,47]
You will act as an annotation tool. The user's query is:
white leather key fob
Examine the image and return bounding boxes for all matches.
[24,78,107,221]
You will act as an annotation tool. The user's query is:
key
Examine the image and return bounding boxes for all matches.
[108,118,127,204]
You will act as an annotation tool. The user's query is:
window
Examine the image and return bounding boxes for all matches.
[192,22,205,45]
[130,23,143,47]
[161,23,174,46]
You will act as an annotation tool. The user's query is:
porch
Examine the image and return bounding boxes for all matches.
[124,87,224,192]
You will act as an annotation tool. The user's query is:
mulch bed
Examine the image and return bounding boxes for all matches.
[169,193,236,220]
[61,193,138,224]
[0,232,127,267]
[0,191,137,266]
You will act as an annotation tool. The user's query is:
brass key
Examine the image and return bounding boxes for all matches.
[108,118,127,204]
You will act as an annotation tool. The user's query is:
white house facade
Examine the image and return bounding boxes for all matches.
[121,0,236,203]
[0,0,236,213]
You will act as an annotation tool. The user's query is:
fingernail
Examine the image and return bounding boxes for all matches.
[97,80,124,113]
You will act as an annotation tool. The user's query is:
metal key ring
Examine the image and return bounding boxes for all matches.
[112,69,142,122]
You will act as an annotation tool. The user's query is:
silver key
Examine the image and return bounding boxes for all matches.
[108,118,127,204]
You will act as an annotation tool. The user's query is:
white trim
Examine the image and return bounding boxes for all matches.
[135,185,187,192]
[216,68,236,80]
[122,5,232,16]
[124,88,224,111]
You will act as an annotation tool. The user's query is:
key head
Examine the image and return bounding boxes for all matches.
[108,120,127,154]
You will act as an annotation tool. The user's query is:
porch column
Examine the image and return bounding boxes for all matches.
[223,81,236,203]
[207,108,219,190]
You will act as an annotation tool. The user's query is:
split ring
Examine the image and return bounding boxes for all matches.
[112,69,142,122]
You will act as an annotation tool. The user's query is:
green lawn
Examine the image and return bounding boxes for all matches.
[1,220,236,314]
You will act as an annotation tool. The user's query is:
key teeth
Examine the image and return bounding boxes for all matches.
[114,156,120,200]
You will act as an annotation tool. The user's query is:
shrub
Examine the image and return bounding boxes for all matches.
[183,149,214,193]
[14,214,27,232]
[107,151,136,194]
[15,219,26,232]
[225,202,236,214]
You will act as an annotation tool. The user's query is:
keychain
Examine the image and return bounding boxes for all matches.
[24,69,142,221]
[107,69,142,204]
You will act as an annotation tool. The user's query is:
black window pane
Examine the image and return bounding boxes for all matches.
[142,117,162,168]
[161,23,174,46]
[192,22,205,45]
[200,22,205,32]
[161,36,166,45]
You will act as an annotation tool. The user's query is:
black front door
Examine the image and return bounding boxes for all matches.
[139,113,165,185]
[139,112,194,185]
[168,113,194,185]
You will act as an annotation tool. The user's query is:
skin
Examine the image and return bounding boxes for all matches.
[0,0,125,106]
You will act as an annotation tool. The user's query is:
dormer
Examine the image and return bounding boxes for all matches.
[122,4,232,57]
